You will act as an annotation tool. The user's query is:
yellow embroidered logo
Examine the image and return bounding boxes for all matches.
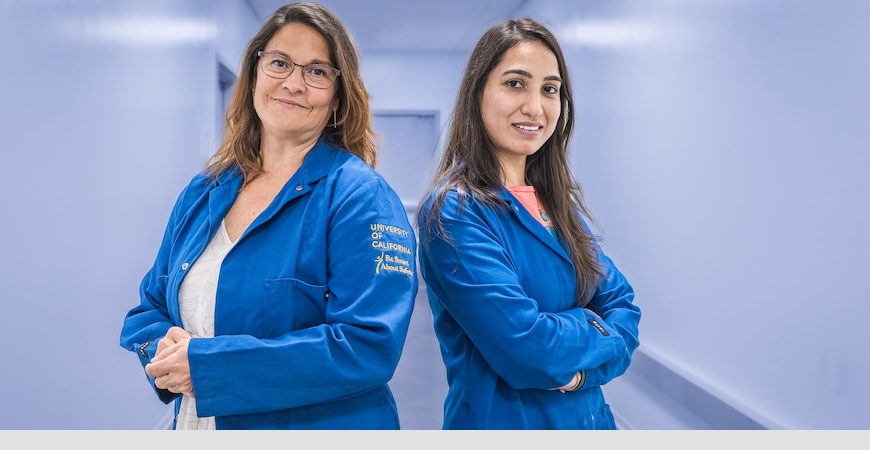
[375,252,385,274]
[369,223,412,255]
[374,252,413,276]
[369,223,413,277]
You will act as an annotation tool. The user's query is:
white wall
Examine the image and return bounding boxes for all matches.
[516,0,870,429]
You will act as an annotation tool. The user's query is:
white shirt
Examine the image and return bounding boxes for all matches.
[174,220,235,430]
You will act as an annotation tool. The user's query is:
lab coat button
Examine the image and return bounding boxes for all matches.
[295,185,303,191]
[181,262,189,270]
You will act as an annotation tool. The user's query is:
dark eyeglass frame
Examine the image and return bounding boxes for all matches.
[256,50,341,89]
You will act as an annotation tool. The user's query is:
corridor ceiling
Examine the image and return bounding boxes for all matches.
[245,0,527,52]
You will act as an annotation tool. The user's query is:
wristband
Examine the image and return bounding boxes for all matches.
[570,370,586,392]
[559,371,584,393]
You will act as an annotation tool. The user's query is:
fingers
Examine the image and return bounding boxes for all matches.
[153,347,172,363]
[153,374,171,390]
[154,373,193,394]
[146,340,193,393]
[167,381,191,394]
[178,382,195,397]
[153,338,189,363]
[156,327,192,355]
[166,326,192,341]
[144,347,176,377]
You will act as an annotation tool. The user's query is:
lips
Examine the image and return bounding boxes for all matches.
[274,97,306,109]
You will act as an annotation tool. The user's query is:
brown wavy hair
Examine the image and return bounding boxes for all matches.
[206,2,376,184]
[419,18,603,306]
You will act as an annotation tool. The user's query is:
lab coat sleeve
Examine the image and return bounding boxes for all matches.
[577,247,641,390]
[188,177,417,417]
[119,185,189,404]
[419,193,626,390]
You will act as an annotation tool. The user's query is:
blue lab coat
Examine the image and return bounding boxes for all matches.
[417,188,640,429]
[120,138,418,429]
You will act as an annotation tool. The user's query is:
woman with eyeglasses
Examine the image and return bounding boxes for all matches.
[120,2,417,430]
[416,18,641,429]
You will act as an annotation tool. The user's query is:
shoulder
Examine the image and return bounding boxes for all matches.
[172,172,210,206]
[170,168,237,213]
[321,149,412,229]
[180,169,228,198]
[420,183,494,223]
[328,148,398,195]
[331,148,376,177]
[186,171,215,192]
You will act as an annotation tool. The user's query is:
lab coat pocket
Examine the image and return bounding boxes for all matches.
[263,278,329,337]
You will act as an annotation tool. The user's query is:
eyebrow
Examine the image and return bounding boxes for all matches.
[264,49,333,66]
[502,69,562,83]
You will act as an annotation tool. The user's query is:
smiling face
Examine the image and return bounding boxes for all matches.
[253,22,337,146]
[480,40,561,178]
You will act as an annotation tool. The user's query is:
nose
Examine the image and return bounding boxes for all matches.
[520,91,544,118]
[281,63,306,92]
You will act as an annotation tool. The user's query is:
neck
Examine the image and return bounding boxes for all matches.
[259,134,320,175]
[498,156,527,186]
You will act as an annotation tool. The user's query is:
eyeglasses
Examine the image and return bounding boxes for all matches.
[257,50,340,89]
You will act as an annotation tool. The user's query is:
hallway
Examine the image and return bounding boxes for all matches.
[389,284,448,429]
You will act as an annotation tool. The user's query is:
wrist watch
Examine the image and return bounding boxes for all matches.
[138,341,151,359]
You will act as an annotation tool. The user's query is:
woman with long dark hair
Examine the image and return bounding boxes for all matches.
[417,18,641,429]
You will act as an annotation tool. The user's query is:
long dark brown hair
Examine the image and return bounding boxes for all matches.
[419,18,603,306]
[205,2,376,184]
